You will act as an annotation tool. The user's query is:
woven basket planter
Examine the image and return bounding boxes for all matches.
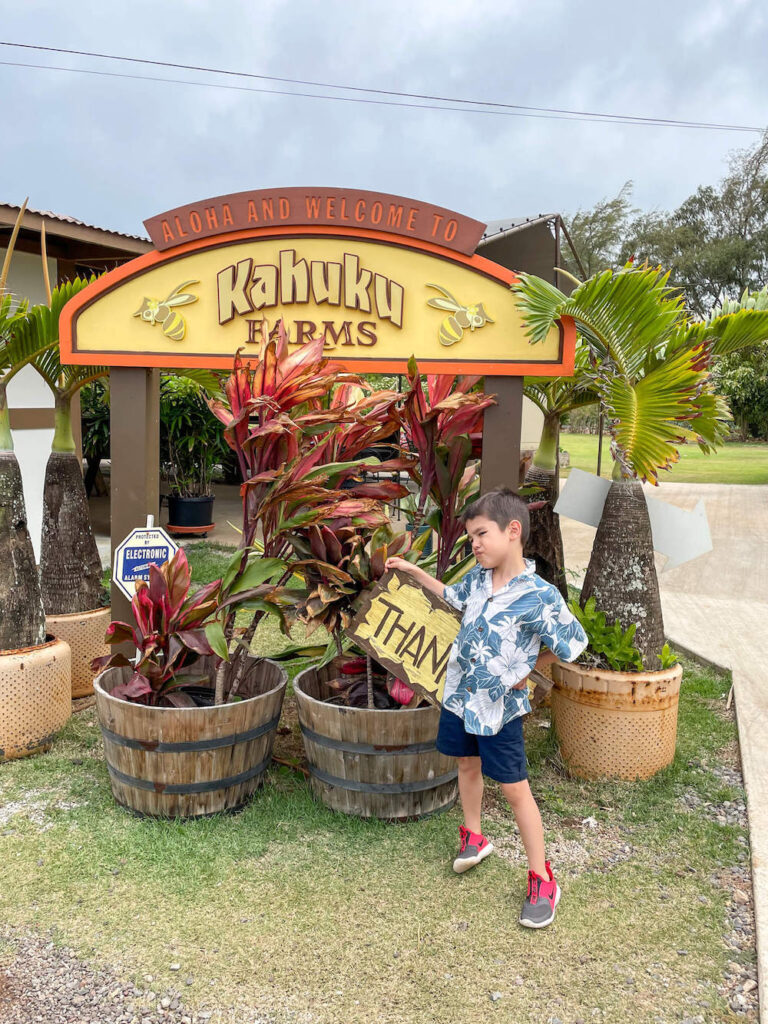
[0,636,72,761]
[46,607,111,698]
[551,660,682,780]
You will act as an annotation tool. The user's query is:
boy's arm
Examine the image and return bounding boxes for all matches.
[536,591,588,663]
[384,557,445,598]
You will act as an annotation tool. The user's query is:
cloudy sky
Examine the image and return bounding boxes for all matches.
[1,0,766,238]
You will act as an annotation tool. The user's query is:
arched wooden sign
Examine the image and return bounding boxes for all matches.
[59,188,575,376]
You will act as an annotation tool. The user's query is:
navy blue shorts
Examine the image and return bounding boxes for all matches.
[436,707,528,784]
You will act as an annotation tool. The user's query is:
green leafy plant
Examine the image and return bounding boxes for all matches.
[515,266,768,669]
[569,596,644,672]
[659,643,678,669]
[160,374,228,498]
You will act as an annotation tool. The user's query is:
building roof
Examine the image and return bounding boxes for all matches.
[480,214,559,242]
[0,202,151,256]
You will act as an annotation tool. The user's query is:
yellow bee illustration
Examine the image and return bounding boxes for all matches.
[426,284,494,346]
[133,280,199,341]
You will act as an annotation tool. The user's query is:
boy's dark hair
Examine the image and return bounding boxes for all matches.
[461,487,530,544]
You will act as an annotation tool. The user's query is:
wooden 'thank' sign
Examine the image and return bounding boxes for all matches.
[347,571,462,705]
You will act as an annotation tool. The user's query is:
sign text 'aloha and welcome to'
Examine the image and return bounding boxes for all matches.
[59,188,574,375]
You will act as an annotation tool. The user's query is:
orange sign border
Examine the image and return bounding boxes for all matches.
[59,224,576,376]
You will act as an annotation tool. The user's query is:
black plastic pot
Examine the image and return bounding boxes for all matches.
[167,495,215,533]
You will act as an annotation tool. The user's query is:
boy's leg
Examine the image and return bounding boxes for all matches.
[499,779,547,877]
[457,756,484,834]
[436,711,493,873]
[453,756,494,873]
[501,779,560,928]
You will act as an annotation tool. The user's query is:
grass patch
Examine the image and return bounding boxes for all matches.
[561,433,768,484]
[0,653,748,1023]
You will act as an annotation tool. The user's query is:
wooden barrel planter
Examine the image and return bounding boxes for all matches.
[294,663,458,822]
[551,660,683,781]
[46,606,111,698]
[0,636,71,761]
[93,658,287,818]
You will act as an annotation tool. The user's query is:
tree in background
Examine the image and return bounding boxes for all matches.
[711,343,768,440]
[564,135,768,319]
[623,135,768,318]
[561,181,637,278]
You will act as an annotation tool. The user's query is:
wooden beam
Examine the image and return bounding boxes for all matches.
[109,368,159,629]
[480,376,524,493]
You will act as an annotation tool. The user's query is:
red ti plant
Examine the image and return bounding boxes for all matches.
[207,321,354,556]
[91,548,220,706]
[400,357,496,577]
[291,521,413,708]
[205,323,408,703]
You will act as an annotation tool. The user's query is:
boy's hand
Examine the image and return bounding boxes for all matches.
[385,556,416,575]
[384,558,445,598]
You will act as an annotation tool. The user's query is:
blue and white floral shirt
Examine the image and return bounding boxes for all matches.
[442,559,587,736]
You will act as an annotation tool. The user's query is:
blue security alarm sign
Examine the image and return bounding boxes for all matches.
[113,526,179,601]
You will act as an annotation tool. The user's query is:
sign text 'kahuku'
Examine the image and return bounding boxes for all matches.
[59,188,576,376]
[347,571,462,706]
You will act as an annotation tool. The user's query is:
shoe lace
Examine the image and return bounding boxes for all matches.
[526,871,540,904]
[459,825,469,853]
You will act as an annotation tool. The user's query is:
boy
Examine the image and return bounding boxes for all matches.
[386,488,587,928]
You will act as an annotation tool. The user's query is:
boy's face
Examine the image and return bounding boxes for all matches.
[465,515,522,569]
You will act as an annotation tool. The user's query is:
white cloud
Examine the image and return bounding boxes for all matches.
[0,0,765,234]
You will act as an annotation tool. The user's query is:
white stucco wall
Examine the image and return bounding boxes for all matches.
[2,247,58,559]
[521,396,544,450]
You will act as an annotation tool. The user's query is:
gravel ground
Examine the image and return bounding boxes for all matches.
[0,930,203,1024]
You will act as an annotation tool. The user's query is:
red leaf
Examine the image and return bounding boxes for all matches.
[112,672,154,702]
[91,651,132,674]
[174,630,214,656]
[104,621,138,646]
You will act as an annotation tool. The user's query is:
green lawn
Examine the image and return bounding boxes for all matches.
[561,433,768,484]
[0,642,749,1023]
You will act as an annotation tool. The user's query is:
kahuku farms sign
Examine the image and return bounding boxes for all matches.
[59,188,576,375]
[347,571,462,706]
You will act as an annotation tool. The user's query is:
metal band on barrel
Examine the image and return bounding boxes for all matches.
[106,756,272,794]
[299,723,439,756]
[100,715,281,753]
[307,764,457,794]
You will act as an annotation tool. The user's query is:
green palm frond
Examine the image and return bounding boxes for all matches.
[0,293,29,350]
[600,344,728,483]
[168,368,224,399]
[667,306,768,360]
[524,338,598,415]
[707,284,768,319]
[13,278,96,393]
[514,266,685,379]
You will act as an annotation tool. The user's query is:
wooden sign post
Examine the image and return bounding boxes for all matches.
[347,571,462,706]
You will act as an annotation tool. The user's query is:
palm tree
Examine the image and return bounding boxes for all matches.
[15,278,109,615]
[0,204,54,649]
[17,253,225,618]
[514,265,768,669]
[523,340,597,598]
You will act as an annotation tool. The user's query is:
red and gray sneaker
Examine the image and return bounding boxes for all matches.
[519,862,560,928]
[452,825,494,873]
